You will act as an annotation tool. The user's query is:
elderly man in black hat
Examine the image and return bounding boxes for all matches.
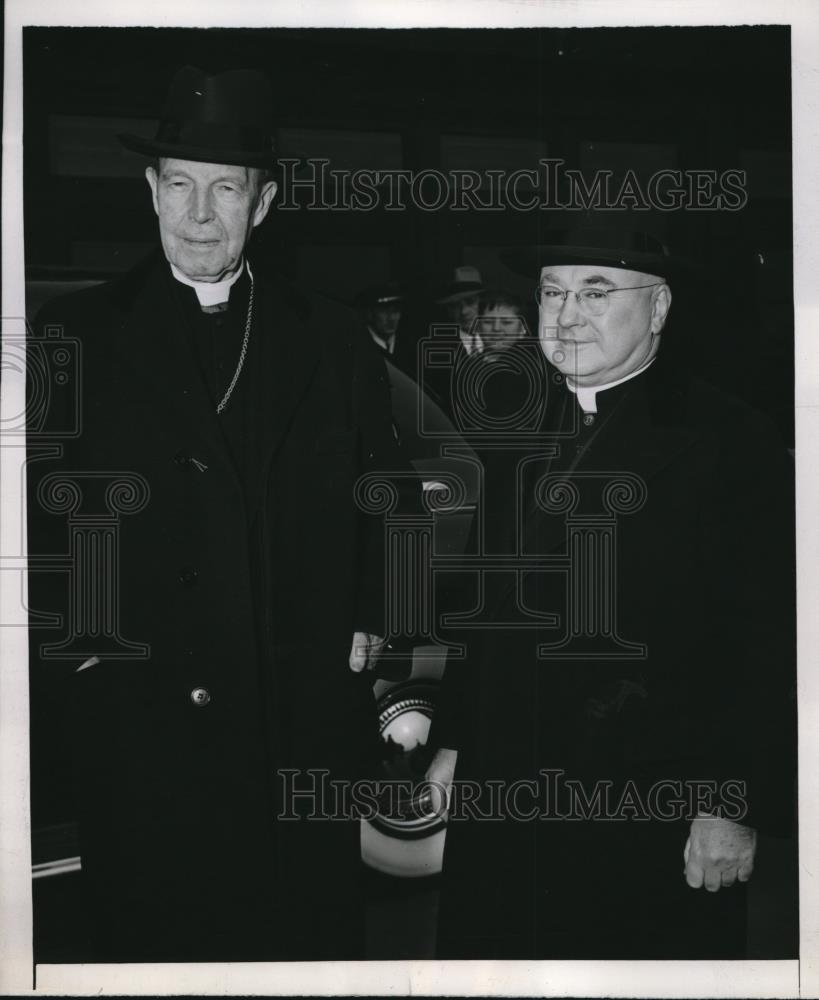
[427,226,796,959]
[28,67,400,962]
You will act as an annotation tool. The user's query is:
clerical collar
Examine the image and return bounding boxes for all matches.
[170,259,244,307]
[566,356,655,414]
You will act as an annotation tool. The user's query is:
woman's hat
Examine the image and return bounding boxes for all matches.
[118,65,279,169]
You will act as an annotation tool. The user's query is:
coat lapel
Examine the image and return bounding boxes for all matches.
[493,357,704,615]
[252,275,321,469]
[112,255,238,475]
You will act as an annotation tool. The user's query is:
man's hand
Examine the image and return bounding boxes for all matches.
[348,632,386,673]
[424,747,458,817]
[684,814,757,891]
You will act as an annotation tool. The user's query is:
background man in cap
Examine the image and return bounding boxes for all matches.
[428,227,795,958]
[353,279,426,385]
[355,281,405,361]
[28,66,400,961]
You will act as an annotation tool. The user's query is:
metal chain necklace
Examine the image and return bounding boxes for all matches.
[216,261,254,414]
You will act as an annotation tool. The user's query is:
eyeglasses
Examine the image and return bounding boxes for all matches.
[535,282,663,317]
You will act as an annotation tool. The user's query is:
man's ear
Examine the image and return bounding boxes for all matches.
[252,180,277,228]
[145,165,160,217]
[651,283,672,335]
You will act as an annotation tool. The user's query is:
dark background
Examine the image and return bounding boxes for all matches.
[23,25,793,443]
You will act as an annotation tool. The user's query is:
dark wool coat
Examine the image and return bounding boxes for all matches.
[418,332,490,428]
[432,341,796,960]
[27,251,405,961]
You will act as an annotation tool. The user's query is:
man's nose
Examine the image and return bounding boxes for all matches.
[557,291,583,331]
[190,187,215,224]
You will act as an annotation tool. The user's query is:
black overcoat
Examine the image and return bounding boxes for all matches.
[28,252,403,960]
[433,341,796,959]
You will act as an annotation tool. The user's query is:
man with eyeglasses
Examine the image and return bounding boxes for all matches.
[429,228,796,960]
[535,269,666,386]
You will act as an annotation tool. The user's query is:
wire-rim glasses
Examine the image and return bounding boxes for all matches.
[535,282,663,316]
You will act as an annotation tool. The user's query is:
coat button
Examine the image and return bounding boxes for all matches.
[190,687,211,707]
[174,451,190,465]
[179,567,198,586]
[583,413,595,426]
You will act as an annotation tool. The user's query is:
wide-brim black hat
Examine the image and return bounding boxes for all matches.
[502,227,692,283]
[118,65,279,169]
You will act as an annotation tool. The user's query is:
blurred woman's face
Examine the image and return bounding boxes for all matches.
[477,305,527,353]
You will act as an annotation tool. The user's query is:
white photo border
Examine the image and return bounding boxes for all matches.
[2,1,816,996]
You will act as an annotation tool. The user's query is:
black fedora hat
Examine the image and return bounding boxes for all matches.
[118,65,278,169]
[433,265,486,304]
[502,223,692,283]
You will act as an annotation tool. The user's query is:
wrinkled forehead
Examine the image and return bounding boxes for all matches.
[539,264,657,287]
[158,157,254,184]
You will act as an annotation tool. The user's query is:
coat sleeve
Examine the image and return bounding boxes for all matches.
[426,356,536,754]
[27,293,96,832]
[697,408,796,835]
[350,333,422,638]
[27,294,86,689]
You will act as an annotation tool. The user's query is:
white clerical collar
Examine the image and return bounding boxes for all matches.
[567,356,655,414]
[170,259,244,307]
[368,327,396,355]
